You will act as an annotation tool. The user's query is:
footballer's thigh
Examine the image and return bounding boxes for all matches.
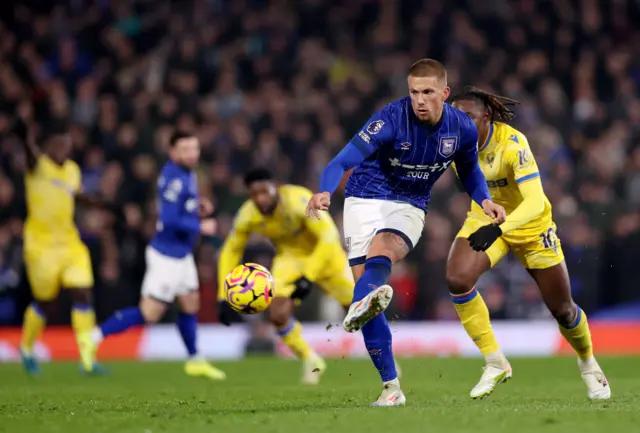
[61,243,95,304]
[516,228,575,326]
[269,255,303,327]
[24,245,64,303]
[140,246,183,322]
[343,197,425,266]
[343,197,384,266]
[370,200,425,263]
[448,218,509,295]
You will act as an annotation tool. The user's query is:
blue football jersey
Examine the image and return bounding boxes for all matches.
[150,161,200,258]
[345,97,479,211]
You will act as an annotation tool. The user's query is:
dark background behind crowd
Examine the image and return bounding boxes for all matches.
[0,0,639,326]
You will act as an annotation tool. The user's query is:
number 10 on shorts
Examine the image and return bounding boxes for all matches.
[539,228,556,250]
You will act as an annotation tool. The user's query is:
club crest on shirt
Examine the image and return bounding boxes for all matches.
[486,152,495,167]
[438,136,457,157]
[400,142,411,150]
[366,120,384,135]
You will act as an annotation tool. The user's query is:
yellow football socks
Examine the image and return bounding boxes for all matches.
[21,303,46,353]
[559,306,593,360]
[277,319,312,360]
[451,287,500,355]
[72,304,97,341]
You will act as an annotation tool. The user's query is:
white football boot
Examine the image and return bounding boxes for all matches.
[371,378,406,407]
[301,352,327,385]
[578,356,611,400]
[343,285,393,333]
[470,354,512,399]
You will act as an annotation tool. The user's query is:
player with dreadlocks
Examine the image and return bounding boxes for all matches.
[447,86,611,400]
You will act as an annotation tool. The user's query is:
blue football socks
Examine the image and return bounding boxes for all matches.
[99,307,145,338]
[354,255,398,382]
[177,312,198,357]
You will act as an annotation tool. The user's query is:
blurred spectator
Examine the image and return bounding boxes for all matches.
[0,0,639,324]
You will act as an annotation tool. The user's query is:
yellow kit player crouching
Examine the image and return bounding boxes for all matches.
[218,169,354,384]
[12,118,103,375]
[448,88,610,400]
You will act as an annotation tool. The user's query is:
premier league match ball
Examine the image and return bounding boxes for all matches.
[224,263,275,314]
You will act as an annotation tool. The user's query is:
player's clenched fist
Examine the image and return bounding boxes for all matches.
[306,192,331,219]
[481,200,506,223]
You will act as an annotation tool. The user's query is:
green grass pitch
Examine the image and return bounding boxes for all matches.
[0,357,638,433]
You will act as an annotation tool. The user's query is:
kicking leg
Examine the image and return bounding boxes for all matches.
[446,237,511,399]
[529,262,610,400]
[269,296,325,384]
[343,232,407,333]
[79,297,164,369]
[177,291,226,381]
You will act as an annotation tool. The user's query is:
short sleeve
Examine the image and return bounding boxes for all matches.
[350,105,396,154]
[503,133,540,185]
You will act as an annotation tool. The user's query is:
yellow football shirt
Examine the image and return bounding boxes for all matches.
[470,121,553,242]
[24,155,82,246]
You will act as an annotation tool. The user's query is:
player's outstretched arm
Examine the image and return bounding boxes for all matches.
[11,117,40,170]
[308,110,395,218]
[307,144,368,218]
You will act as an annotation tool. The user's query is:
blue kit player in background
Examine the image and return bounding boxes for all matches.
[306,59,507,406]
[78,131,226,380]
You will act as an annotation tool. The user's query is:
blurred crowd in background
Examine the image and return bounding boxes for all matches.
[0,0,639,326]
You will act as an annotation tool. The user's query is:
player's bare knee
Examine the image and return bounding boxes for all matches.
[139,297,167,324]
[34,300,56,317]
[445,269,476,295]
[369,232,408,263]
[69,288,93,305]
[550,302,577,327]
[268,298,292,328]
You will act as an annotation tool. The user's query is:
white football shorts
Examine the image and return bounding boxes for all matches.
[141,246,198,303]
[343,197,425,266]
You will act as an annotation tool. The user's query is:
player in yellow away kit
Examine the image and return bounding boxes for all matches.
[12,118,104,375]
[218,168,354,384]
[448,87,610,400]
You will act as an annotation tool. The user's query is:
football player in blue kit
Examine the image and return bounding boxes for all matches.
[78,131,226,380]
[307,59,506,406]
